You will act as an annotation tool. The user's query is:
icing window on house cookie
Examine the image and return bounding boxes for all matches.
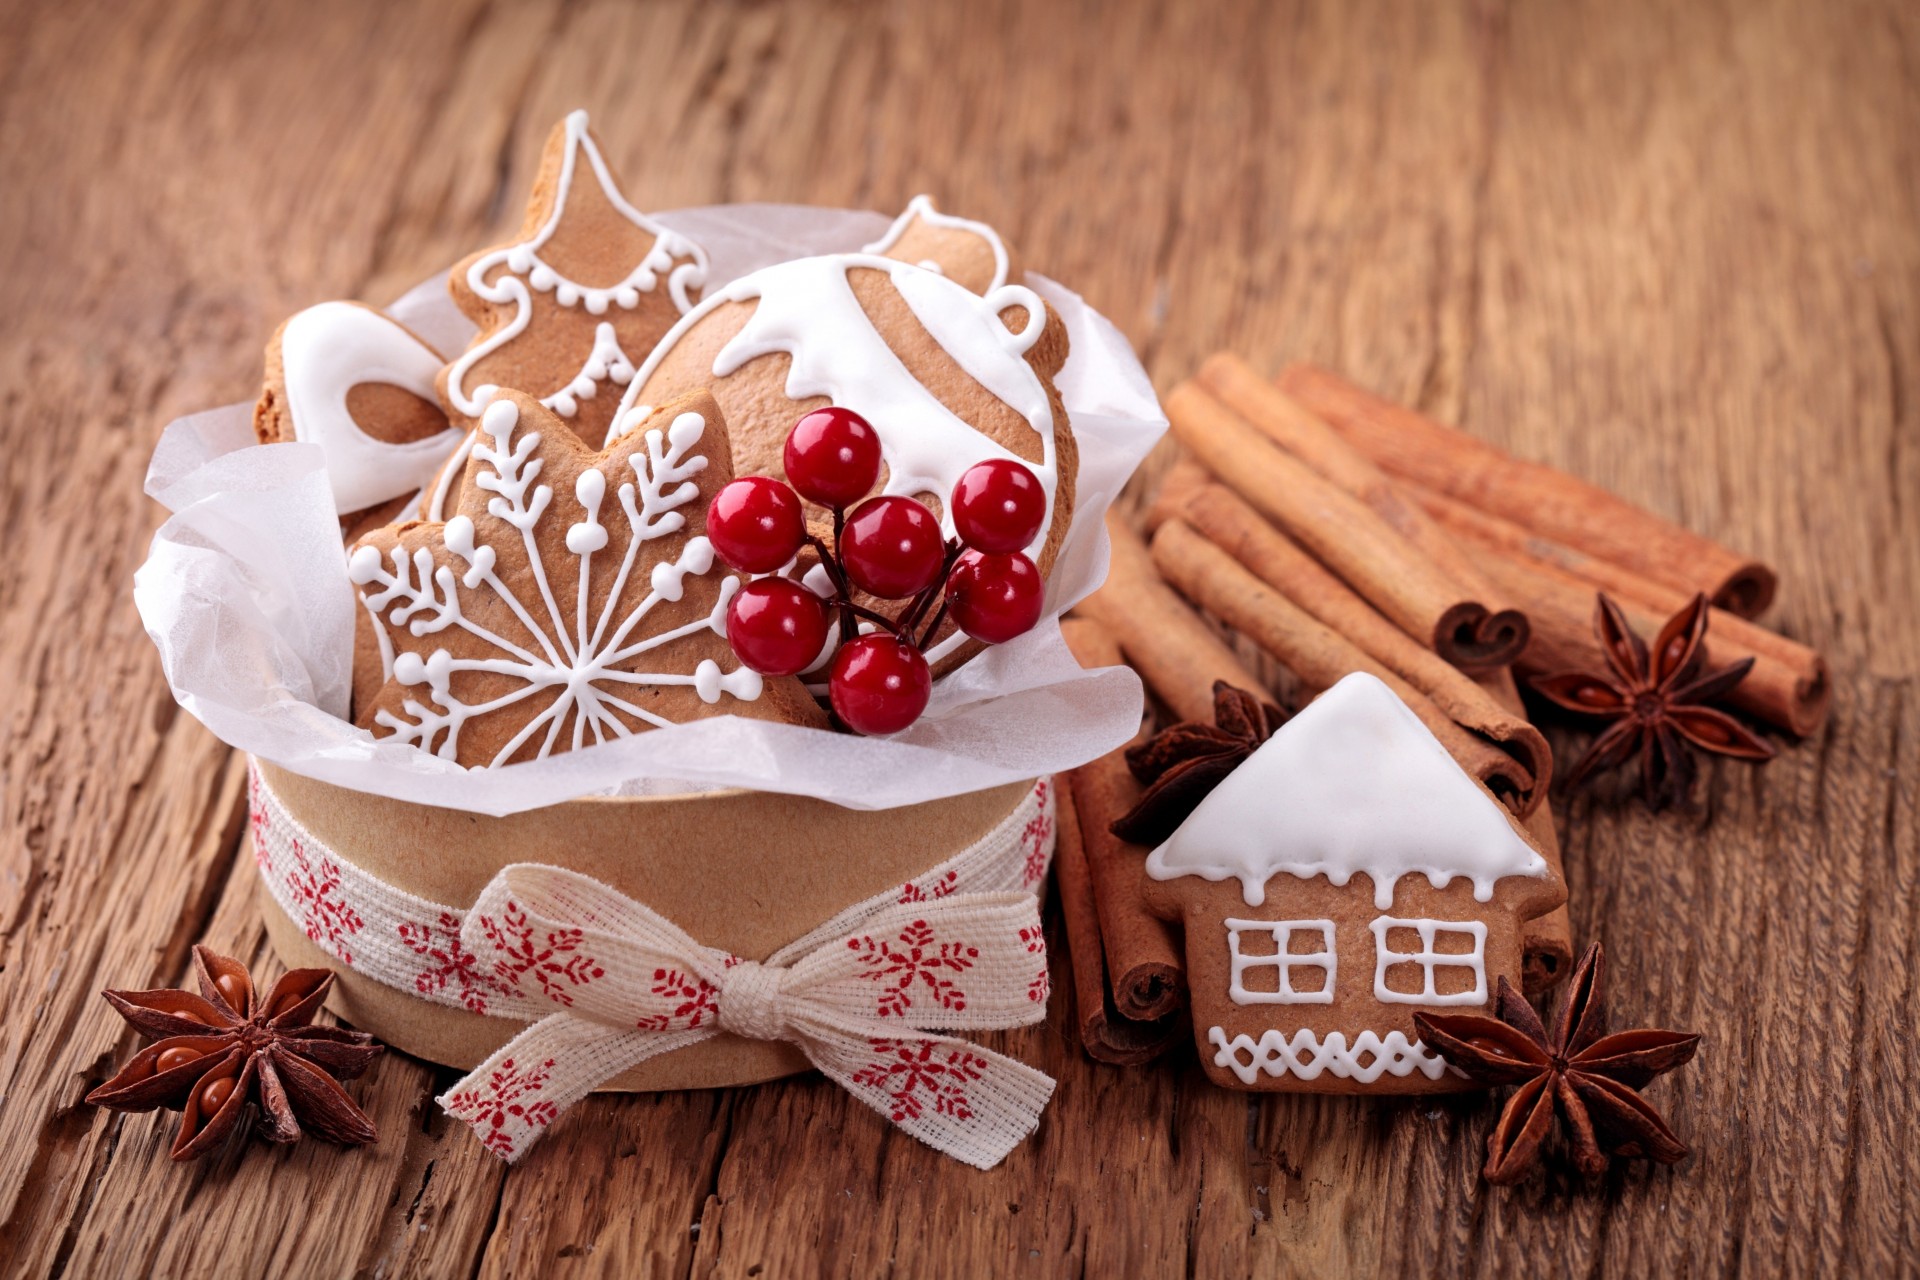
[1368,918,1488,1007]
[1224,918,1335,1006]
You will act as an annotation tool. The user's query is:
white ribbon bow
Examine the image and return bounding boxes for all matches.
[436,864,1056,1169]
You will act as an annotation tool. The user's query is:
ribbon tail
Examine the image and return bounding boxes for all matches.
[810,1028,1056,1171]
[438,1015,711,1162]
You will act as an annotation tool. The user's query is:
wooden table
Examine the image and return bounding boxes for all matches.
[3,1,1914,1275]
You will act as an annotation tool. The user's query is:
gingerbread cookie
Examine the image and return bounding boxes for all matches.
[604,196,1077,674]
[1140,673,1565,1094]
[438,110,708,451]
[253,301,462,517]
[348,388,825,767]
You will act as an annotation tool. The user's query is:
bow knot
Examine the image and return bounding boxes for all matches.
[438,862,1056,1169]
[716,959,789,1041]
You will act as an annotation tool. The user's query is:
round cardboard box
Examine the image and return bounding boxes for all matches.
[254,760,1036,1091]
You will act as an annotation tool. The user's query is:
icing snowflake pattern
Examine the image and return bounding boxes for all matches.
[851,1039,988,1123]
[284,839,364,964]
[478,899,605,1006]
[442,1057,561,1157]
[850,920,977,1018]
[350,398,762,765]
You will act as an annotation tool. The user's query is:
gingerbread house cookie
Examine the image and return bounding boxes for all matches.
[1142,672,1565,1093]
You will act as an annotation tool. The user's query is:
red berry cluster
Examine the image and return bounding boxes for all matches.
[707,407,1047,735]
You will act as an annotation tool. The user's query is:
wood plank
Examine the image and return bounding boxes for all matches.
[0,0,1915,1275]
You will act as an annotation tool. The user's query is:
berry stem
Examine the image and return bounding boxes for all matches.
[806,530,858,645]
[917,600,951,650]
[901,540,963,638]
[844,603,906,637]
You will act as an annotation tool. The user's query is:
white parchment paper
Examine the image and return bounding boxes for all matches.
[133,204,1164,815]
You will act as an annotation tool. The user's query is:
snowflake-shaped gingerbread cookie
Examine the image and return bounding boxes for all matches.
[348,388,825,766]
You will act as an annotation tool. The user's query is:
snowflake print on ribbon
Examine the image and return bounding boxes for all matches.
[284,839,364,965]
[400,911,510,1015]
[1020,925,1050,1004]
[1019,780,1053,889]
[349,392,765,768]
[443,1057,560,1158]
[899,870,958,905]
[850,920,977,1018]
[851,1039,988,1123]
[480,899,604,1006]
[636,967,721,1031]
[248,769,273,875]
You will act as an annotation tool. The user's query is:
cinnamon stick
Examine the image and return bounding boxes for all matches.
[1470,666,1575,992]
[1151,518,1538,814]
[1069,751,1189,1024]
[1275,362,1778,619]
[1166,480,1553,795]
[1165,380,1523,669]
[1474,544,1827,737]
[1075,511,1267,723]
[1059,617,1189,1029]
[1410,483,1829,708]
[1195,352,1529,655]
[1144,456,1212,533]
[1519,798,1575,994]
[1051,770,1182,1065]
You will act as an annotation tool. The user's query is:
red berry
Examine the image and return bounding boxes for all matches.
[784,407,883,508]
[707,477,806,573]
[839,496,946,599]
[829,634,932,735]
[944,550,1044,644]
[725,579,829,677]
[951,458,1046,553]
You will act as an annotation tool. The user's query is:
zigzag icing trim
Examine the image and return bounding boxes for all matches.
[1207,1025,1453,1086]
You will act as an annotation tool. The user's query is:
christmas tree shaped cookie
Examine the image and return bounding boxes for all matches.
[439,110,708,449]
[348,388,824,767]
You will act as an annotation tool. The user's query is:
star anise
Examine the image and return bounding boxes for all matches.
[85,945,383,1160]
[1531,592,1774,809]
[1414,942,1700,1184]
[1110,681,1289,845]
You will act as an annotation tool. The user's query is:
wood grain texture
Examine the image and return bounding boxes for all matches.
[0,0,1915,1275]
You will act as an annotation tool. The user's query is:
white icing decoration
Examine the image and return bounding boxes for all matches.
[277,302,462,513]
[1224,918,1335,1006]
[861,194,1013,293]
[442,110,708,418]
[545,322,636,419]
[349,401,759,766]
[1368,917,1488,1006]
[610,253,1055,562]
[1207,1026,1451,1086]
[1145,672,1550,909]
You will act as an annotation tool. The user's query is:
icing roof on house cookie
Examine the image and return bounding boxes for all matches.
[1144,672,1549,909]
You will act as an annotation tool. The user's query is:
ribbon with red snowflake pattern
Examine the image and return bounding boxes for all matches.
[437,865,1055,1168]
[247,765,1058,1169]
